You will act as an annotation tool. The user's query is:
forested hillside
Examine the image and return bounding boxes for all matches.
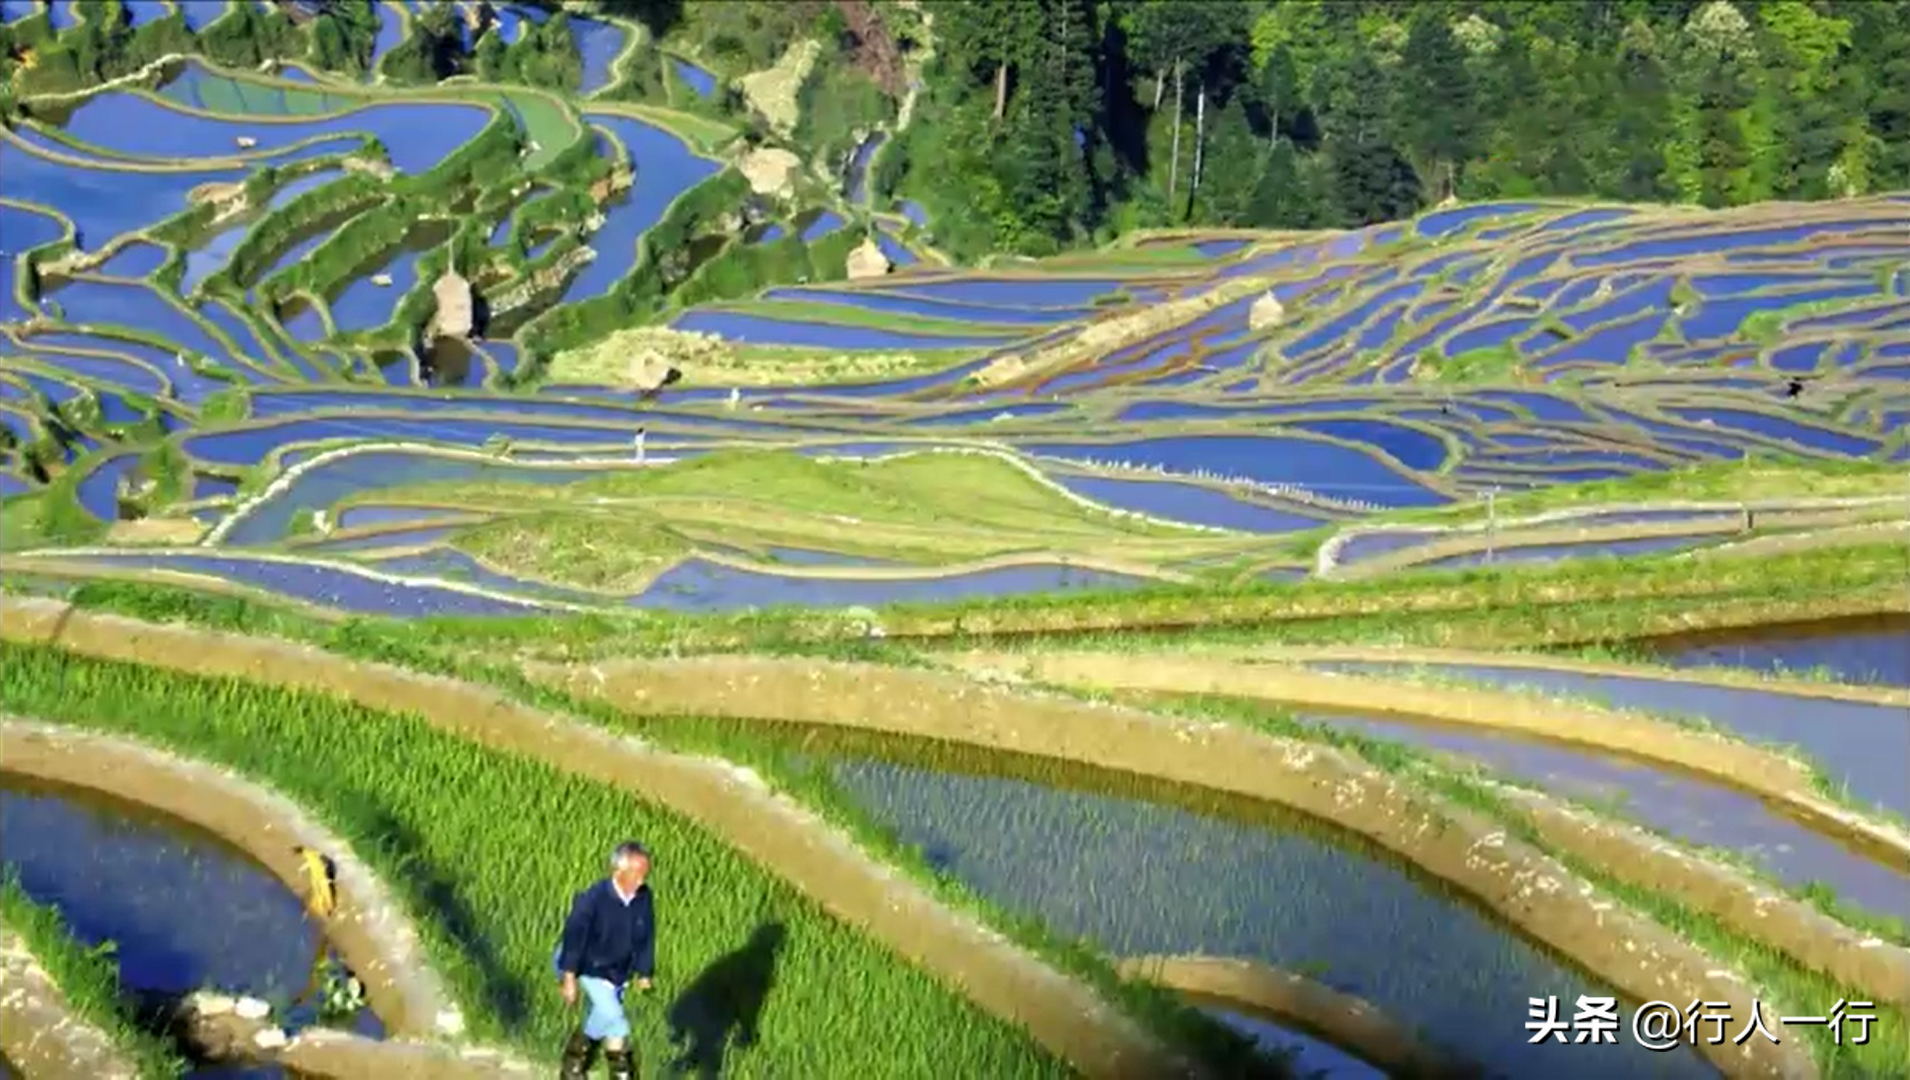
[3,0,1902,269]
[890,0,1909,258]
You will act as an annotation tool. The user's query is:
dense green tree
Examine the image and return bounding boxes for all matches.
[1190,98,1262,226]
[931,0,1043,120]
[473,25,508,82]
[1121,0,1244,209]
[308,0,379,76]
[1596,19,1675,202]
[1395,10,1479,199]
[1326,52,1422,225]
[875,0,1905,256]
[1841,1,1907,191]
[499,10,582,91]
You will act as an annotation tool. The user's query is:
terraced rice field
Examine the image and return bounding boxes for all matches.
[1,26,1906,1080]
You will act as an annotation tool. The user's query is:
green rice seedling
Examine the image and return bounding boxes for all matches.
[0,642,1283,1076]
[0,643,1082,1076]
[0,873,186,1078]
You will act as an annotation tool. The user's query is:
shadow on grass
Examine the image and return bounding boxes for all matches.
[363,807,533,1034]
[665,921,786,1078]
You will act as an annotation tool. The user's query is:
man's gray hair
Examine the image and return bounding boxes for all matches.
[609,840,650,869]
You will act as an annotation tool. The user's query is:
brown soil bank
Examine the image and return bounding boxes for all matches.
[1337,509,1903,579]
[1222,644,1910,707]
[0,925,138,1080]
[1486,783,1910,1011]
[951,651,1910,874]
[0,597,1186,1080]
[0,718,468,1045]
[526,655,1813,1078]
[180,1007,531,1080]
[1117,956,1474,1079]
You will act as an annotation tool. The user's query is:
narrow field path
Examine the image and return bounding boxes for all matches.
[0,597,1187,1080]
[0,924,138,1080]
[1486,782,1910,1010]
[523,653,1818,1079]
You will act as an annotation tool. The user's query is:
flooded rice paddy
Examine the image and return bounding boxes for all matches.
[786,728,1716,1078]
[0,778,382,1061]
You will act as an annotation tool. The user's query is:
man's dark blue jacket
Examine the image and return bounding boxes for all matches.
[557,880,656,985]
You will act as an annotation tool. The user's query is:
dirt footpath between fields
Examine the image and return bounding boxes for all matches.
[0,597,1189,1080]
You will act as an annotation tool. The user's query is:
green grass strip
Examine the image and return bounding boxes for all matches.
[7,537,1897,666]
[0,874,186,1078]
[0,642,1081,1076]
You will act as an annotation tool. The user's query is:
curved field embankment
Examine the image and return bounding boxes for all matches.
[865,543,1908,643]
[522,654,1817,1078]
[1336,507,1902,579]
[952,650,1910,873]
[0,718,475,1047]
[1485,783,1910,1010]
[1220,644,1910,707]
[526,653,1910,1014]
[0,557,355,622]
[1115,956,1472,1080]
[175,1007,529,1080]
[0,925,138,1080]
[1319,495,1905,574]
[1687,520,1910,561]
[0,596,1188,1080]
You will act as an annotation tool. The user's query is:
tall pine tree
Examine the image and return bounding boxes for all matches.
[1327,52,1422,225]
[1396,11,1478,199]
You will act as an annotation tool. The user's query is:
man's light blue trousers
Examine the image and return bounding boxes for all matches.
[553,945,631,1041]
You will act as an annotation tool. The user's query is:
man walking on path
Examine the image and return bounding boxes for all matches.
[556,841,656,1079]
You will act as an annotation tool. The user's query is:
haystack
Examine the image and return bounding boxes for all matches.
[432,268,473,340]
[738,147,802,198]
[846,238,891,279]
[1248,290,1287,330]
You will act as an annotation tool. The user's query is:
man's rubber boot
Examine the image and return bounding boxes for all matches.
[605,1047,636,1080]
[559,1029,599,1080]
